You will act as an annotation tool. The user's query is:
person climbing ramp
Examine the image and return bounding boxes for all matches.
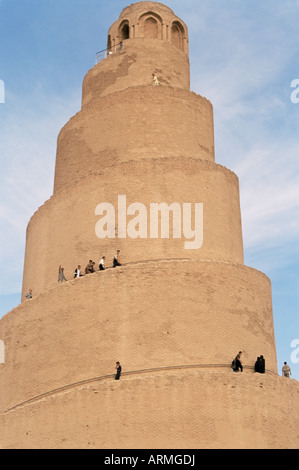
[113,250,122,267]
[115,361,122,380]
[231,351,243,372]
[152,73,160,86]
[58,266,67,283]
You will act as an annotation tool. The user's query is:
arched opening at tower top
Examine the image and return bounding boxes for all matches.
[121,23,130,40]
[139,11,163,39]
[107,35,112,52]
[144,17,158,38]
[171,21,185,51]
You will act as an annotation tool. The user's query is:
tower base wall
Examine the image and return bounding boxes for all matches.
[1,370,298,449]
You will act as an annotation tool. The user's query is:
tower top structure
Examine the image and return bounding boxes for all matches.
[107,1,189,55]
[83,0,191,111]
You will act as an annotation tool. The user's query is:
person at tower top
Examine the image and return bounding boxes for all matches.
[152,73,160,86]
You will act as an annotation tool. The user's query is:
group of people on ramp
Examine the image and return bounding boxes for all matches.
[57,250,122,283]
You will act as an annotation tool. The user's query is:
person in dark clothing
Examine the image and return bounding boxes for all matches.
[259,355,265,373]
[99,256,106,271]
[115,361,122,380]
[232,351,243,372]
[113,250,121,267]
[255,355,265,373]
[74,265,83,278]
[85,260,93,274]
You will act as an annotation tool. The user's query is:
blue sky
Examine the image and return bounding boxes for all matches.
[0,0,298,380]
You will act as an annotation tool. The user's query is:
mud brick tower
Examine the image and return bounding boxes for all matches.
[1,1,298,449]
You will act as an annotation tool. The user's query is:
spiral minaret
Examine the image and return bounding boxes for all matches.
[1,2,298,449]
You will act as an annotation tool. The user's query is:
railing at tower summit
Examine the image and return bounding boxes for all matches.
[95,41,124,64]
